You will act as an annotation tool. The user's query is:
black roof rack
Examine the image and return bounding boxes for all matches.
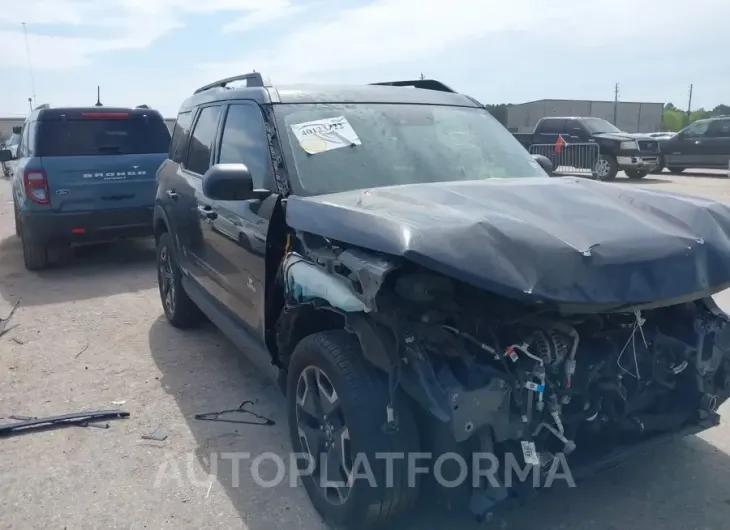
[370,79,457,93]
[33,103,50,111]
[194,72,270,94]
[136,104,150,109]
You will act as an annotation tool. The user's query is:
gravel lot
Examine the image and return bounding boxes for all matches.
[2,170,730,530]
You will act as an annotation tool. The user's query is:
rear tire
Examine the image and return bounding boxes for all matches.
[14,202,20,237]
[156,231,205,329]
[667,166,685,174]
[20,229,49,271]
[595,154,619,181]
[287,330,420,529]
[625,169,649,179]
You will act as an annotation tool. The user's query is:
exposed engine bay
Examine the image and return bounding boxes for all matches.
[391,270,730,448]
[279,239,730,517]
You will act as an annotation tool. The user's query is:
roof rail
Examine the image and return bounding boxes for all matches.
[33,103,50,111]
[136,104,150,109]
[194,72,270,94]
[370,79,457,93]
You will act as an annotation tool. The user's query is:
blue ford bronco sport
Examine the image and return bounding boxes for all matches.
[0,104,171,270]
[154,73,730,529]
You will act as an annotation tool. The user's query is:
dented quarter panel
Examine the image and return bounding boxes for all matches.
[285,177,730,310]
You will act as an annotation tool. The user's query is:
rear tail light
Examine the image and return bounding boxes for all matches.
[23,169,50,205]
[80,112,129,119]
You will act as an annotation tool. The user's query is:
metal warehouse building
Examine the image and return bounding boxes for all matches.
[506,99,665,134]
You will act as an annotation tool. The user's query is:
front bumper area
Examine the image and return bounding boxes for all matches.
[617,155,659,170]
[20,206,154,245]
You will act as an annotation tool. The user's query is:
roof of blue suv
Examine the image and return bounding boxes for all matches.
[179,82,481,113]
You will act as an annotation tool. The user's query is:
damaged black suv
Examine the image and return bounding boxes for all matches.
[155,73,730,528]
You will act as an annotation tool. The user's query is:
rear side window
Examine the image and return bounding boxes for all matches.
[169,111,193,163]
[706,119,730,138]
[36,116,171,157]
[539,119,565,134]
[186,105,222,175]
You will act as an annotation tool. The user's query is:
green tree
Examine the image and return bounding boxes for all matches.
[485,104,508,126]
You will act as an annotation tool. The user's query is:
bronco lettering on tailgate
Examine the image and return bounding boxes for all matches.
[82,170,148,180]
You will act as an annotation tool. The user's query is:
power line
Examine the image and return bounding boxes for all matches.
[21,22,37,109]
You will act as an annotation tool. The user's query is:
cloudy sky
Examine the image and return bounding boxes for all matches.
[0,0,728,117]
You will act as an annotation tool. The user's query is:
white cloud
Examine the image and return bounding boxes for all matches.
[222,1,312,33]
[0,0,297,69]
[204,0,730,82]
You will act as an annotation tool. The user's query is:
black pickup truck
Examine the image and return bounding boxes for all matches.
[513,117,660,180]
[647,116,730,174]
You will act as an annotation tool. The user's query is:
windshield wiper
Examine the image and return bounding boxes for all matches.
[0,409,130,437]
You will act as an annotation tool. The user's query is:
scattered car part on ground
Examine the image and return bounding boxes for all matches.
[514,116,660,180]
[140,426,169,441]
[0,299,20,339]
[0,104,171,271]
[649,116,730,174]
[154,73,730,529]
[194,400,275,426]
[0,409,130,437]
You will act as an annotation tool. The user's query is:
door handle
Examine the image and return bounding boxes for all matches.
[197,205,218,220]
[166,190,178,200]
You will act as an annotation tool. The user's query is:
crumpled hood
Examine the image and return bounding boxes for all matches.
[285,177,730,309]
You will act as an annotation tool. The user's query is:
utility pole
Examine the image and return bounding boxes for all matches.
[686,84,693,126]
[21,22,37,109]
[419,73,425,80]
[613,83,619,125]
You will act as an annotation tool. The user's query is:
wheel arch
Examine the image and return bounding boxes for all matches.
[153,204,170,243]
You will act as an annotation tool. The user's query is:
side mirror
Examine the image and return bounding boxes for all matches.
[532,154,554,175]
[201,163,260,201]
[0,149,13,163]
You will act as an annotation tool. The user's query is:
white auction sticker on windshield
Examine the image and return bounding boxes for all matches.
[291,116,361,155]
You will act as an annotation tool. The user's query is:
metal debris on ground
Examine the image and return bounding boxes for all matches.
[74,342,89,359]
[0,409,130,438]
[140,426,168,441]
[194,400,275,426]
[0,299,20,339]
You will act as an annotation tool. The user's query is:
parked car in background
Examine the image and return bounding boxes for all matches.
[0,130,21,178]
[650,116,730,174]
[153,73,730,529]
[0,104,171,270]
[2,130,21,158]
[513,116,660,180]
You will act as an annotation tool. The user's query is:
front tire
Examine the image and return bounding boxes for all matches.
[595,154,619,181]
[157,232,204,329]
[650,155,665,174]
[287,330,420,529]
[625,169,649,179]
